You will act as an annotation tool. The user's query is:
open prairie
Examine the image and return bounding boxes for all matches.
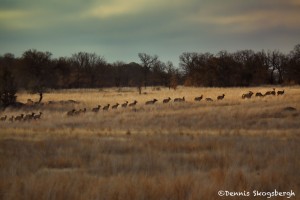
[0,86,299,200]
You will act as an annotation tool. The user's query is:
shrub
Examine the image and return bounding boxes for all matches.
[0,68,17,108]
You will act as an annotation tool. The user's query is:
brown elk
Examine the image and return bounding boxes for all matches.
[128,100,137,107]
[112,103,119,109]
[146,99,158,105]
[92,105,101,112]
[242,91,254,99]
[67,109,76,116]
[265,88,275,96]
[14,113,24,121]
[34,112,43,120]
[255,92,264,97]
[24,112,35,121]
[194,95,203,101]
[277,90,284,95]
[74,108,86,115]
[0,115,7,121]
[74,109,81,115]
[163,97,171,103]
[205,98,213,102]
[271,88,276,95]
[174,97,185,102]
[9,116,14,122]
[27,99,34,105]
[122,101,128,108]
[103,104,110,111]
[217,94,225,100]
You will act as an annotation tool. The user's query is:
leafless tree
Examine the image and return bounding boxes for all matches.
[138,53,158,88]
[71,52,106,87]
[22,49,54,103]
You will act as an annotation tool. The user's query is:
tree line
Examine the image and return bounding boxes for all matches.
[0,44,300,108]
[180,45,300,87]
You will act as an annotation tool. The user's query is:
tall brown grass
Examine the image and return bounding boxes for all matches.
[0,86,299,199]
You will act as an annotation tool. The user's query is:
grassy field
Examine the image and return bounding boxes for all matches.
[0,86,299,200]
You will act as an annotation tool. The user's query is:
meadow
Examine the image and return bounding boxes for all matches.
[0,86,299,200]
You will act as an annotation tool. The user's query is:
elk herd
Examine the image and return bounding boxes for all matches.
[242,88,284,99]
[0,88,286,122]
[0,112,42,123]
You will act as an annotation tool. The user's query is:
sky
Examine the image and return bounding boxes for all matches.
[0,0,299,64]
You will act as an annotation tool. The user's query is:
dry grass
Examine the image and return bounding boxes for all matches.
[0,86,299,200]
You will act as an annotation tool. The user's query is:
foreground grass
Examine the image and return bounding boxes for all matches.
[0,134,299,200]
[0,86,299,199]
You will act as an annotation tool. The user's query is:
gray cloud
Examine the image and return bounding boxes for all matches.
[0,0,299,63]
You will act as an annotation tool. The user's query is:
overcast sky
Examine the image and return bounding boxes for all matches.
[0,0,299,64]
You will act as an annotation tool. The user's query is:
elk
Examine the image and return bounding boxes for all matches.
[74,109,82,115]
[67,109,76,116]
[103,104,110,111]
[205,98,213,102]
[146,99,158,105]
[24,112,35,121]
[128,100,137,107]
[163,97,171,103]
[174,97,185,102]
[255,92,264,97]
[264,88,275,96]
[48,101,55,104]
[27,99,34,105]
[277,90,284,95]
[0,115,7,121]
[112,103,119,109]
[9,116,14,122]
[15,114,24,121]
[122,101,128,108]
[217,94,225,100]
[92,105,101,113]
[75,108,86,115]
[271,88,276,95]
[242,91,254,99]
[194,95,203,101]
[34,112,43,120]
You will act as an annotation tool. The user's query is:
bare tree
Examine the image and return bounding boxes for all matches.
[54,57,72,88]
[0,54,17,108]
[112,61,126,87]
[267,50,277,84]
[287,44,300,84]
[71,52,106,87]
[166,61,178,90]
[22,49,54,103]
[180,52,216,86]
[179,52,198,76]
[251,50,269,85]
[151,60,166,86]
[138,53,158,88]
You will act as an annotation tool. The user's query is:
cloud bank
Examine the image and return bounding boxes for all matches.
[0,0,299,63]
